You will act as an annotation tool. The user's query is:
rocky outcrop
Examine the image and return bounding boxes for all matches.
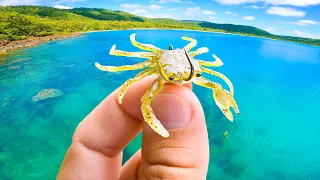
[32,89,64,102]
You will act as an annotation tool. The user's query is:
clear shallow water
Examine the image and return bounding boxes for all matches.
[1,30,320,180]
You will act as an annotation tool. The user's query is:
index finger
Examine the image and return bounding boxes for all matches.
[57,76,154,180]
[57,74,192,180]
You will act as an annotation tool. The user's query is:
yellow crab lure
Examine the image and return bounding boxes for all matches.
[95,33,240,138]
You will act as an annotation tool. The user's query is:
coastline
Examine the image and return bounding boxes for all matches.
[1,28,229,56]
[1,28,318,57]
[0,33,82,56]
[83,28,318,47]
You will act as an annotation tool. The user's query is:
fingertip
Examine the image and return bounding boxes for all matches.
[143,82,208,143]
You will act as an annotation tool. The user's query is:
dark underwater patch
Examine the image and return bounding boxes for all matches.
[0,161,10,180]
[210,136,224,147]
[221,161,246,178]
[0,160,4,169]
[213,148,240,168]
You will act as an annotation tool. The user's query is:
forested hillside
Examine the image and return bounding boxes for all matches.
[198,22,271,36]
[0,5,319,47]
[70,8,145,22]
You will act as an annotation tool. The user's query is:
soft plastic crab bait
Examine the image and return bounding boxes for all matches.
[95,33,240,138]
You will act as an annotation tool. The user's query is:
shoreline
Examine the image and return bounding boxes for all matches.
[1,28,319,56]
[0,33,82,56]
[84,28,320,48]
[1,28,233,56]
[85,28,273,40]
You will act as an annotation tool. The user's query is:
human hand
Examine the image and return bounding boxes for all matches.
[57,76,209,180]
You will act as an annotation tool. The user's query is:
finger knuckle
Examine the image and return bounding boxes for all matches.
[141,163,186,180]
[149,145,200,169]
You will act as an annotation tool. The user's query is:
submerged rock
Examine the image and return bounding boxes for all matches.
[32,89,63,102]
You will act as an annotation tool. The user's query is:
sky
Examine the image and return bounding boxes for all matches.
[1,0,320,39]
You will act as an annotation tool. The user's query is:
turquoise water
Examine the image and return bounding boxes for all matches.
[1,30,320,180]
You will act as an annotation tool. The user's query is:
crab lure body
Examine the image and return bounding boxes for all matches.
[95,33,240,138]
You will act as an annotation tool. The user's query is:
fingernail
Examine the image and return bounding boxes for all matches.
[151,94,192,129]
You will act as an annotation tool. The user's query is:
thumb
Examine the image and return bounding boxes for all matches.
[139,84,209,180]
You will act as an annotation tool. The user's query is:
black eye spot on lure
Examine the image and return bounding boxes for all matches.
[184,48,194,81]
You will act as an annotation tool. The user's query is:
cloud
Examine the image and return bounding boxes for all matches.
[243,16,255,20]
[54,5,73,9]
[0,0,38,6]
[292,30,318,39]
[213,0,320,7]
[185,6,201,15]
[185,6,215,16]
[291,20,318,26]
[158,14,174,18]
[244,5,260,9]
[208,16,215,22]
[225,11,238,16]
[299,20,317,25]
[122,5,149,16]
[150,4,162,9]
[202,10,216,15]
[266,7,305,17]
[122,3,173,19]
[55,0,85,4]
[0,0,84,6]
[266,27,277,32]
[120,4,142,8]
[264,0,320,7]
[142,14,155,18]
[58,0,85,2]
[121,4,163,10]
[214,0,257,5]
[158,0,181,3]
[130,8,149,15]
[166,8,178,11]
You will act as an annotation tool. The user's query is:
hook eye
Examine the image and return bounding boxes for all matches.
[169,45,173,50]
